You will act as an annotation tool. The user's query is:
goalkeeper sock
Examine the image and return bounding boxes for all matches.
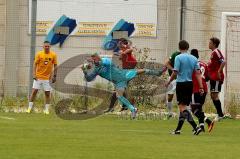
[144,68,166,76]
[118,96,135,112]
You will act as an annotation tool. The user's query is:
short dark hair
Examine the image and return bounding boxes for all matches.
[191,49,199,59]
[210,37,220,48]
[44,40,50,44]
[178,40,189,50]
[119,38,128,45]
[91,52,100,57]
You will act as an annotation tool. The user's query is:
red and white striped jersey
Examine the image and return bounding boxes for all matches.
[192,61,208,93]
[207,49,225,81]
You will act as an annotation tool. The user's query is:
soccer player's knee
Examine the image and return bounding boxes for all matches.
[32,89,38,95]
[179,112,185,121]
[45,91,51,97]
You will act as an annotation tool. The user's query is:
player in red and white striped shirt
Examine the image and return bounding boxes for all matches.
[191,49,214,133]
[208,37,226,121]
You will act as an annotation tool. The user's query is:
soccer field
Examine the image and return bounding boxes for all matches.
[0,113,239,159]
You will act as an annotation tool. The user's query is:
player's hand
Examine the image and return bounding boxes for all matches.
[199,88,204,96]
[162,66,168,73]
[80,64,91,71]
[52,75,57,83]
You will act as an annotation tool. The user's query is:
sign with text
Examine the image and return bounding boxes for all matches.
[29,0,157,37]
[75,22,113,36]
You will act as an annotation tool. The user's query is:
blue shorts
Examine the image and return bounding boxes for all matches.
[115,70,137,89]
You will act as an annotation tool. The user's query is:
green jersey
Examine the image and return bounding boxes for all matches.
[168,51,181,76]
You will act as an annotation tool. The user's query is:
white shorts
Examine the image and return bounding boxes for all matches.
[167,79,176,94]
[32,80,52,91]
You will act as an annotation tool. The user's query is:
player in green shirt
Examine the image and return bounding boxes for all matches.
[164,51,181,118]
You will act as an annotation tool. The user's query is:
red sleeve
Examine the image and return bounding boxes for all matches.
[213,50,224,63]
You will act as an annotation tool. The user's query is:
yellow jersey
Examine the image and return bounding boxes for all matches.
[34,50,57,80]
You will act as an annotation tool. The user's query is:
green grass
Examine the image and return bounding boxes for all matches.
[0,113,240,159]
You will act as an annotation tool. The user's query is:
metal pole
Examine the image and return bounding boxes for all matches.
[180,0,186,40]
[29,0,37,96]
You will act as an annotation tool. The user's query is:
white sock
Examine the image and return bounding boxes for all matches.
[167,102,173,114]
[28,102,33,109]
[45,104,50,111]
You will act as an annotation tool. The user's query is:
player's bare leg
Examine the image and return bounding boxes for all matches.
[27,89,38,113]
[44,91,51,114]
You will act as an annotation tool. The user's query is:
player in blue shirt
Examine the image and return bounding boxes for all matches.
[166,40,204,135]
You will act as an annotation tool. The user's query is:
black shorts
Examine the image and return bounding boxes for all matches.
[176,81,193,106]
[210,80,223,92]
[191,93,207,105]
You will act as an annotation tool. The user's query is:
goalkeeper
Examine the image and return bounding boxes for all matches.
[81,53,167,119]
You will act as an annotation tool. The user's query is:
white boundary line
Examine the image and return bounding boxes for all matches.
[120,130,157,133]
[0,116,16,120]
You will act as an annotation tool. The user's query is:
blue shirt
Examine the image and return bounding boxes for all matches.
[174,52,200,82]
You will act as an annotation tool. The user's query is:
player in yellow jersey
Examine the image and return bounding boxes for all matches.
[26,41,58,114]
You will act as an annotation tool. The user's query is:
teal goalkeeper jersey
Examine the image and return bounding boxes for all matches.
[83,57,136,84]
